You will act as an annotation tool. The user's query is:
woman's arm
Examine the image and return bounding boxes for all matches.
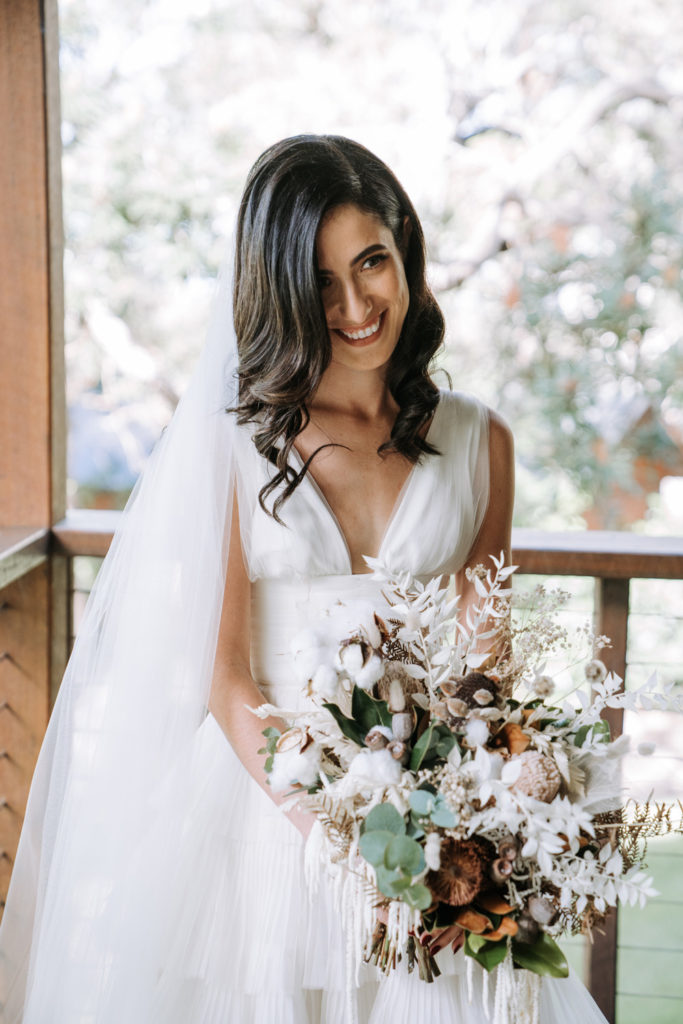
[455,409,515,629]
[208,493,315,838]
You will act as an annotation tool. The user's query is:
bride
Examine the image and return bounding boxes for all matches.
[0,135,608,1023]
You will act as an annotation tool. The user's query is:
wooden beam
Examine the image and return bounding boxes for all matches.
[512,528,683,580]
[0,0,65,528]
[585,577,631,1023]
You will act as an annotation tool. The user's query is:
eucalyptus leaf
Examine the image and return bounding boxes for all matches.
[364,803,406,836]
[403,883,432,911]
[384,834,425,875]
[359,830,394,867]
[409,789,435,816]
[375,865,411,898]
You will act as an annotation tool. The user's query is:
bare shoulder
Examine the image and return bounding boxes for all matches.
[487,408,514,461]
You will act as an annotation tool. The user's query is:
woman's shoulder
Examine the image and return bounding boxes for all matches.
[436,389,512,437]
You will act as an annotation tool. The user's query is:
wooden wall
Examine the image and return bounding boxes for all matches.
[0,0,66,913]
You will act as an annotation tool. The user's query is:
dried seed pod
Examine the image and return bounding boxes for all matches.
[454,672,499,708]
[426,836,495,906]
[512,751,561,803]
[391,710,416,742]
[498,836,520,862]
[514,912,539,944]
[431,701,449,722]
[490,857,514,884]
[387,740,410,764]
[365,726,390,750]
[473,688,494,706]
[527,895,558,926]
[446,697,469,717]
[276,727,312,754]
[440,680,459,698]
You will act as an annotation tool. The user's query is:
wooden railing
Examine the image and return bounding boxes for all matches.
[1,513,682,1020]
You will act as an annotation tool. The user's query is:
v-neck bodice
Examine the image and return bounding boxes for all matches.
[236,389,490,581]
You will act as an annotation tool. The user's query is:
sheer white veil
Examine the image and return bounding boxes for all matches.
[0,257,240,1022]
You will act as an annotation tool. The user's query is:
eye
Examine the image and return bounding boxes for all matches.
[317,274,332,290]
[361,252,389,271]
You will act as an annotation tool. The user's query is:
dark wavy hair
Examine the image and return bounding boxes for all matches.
[233,134,445,520]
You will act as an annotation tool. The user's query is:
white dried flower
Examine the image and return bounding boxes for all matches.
[355,654,384,690]
[637,741,656,756]
[424,832,442,871]
[388,678,406,712]
[310,664,339,702]
[338,643,364,676]
[532,674,555,698]
[465,717,489,748]
[348,747,402,786]
[585,659,607,685]
[269,744,321,792]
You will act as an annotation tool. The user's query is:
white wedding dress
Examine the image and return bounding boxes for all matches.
[145,390,607,1023]
[0,389,609,1024]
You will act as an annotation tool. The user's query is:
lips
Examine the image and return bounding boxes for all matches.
[336,312,384,344]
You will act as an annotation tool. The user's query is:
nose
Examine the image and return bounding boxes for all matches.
[328,278,371,325]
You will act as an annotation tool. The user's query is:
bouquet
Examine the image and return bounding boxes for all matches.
[255,556,683,1019]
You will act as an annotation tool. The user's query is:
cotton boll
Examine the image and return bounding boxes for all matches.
[348,748,402,787]
[355,654,384,690]
[338,643,365,677]
[269,745,321,792]
[311,664,339,702]
[465,717,489,748]
[637,741,656,756]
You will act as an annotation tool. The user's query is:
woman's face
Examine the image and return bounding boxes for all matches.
[315,204,410,372]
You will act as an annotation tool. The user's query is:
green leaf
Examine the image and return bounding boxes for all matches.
[359,830,394,867]
[384,834,425,875]
[435,734,457,758]
[323,702,365,746]
[375,865,411,898]
[352,686,391,732]
[464,933,509,971]
[409,724,439,772]
[406,814,425,839]
[262,727,281,739]
[409,789,436,817]
[403,883,432,911]
[364,803,406,835]
[512,933,569,978]
[430,795,457,828]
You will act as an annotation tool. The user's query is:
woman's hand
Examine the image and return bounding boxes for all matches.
[420,922,465,956]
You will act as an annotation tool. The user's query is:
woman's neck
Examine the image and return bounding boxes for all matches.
[309,361,396,422]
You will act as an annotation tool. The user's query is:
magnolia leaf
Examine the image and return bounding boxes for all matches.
[464,933,508,971]
[512,933,569,978]
[351,686,392,731]
[322,702,365,746]
[364,803,406,836]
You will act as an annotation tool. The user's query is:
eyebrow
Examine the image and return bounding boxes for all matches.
[317,243,387,275]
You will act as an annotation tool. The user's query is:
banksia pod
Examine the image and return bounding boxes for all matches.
[512,751,561,803]
[426,836,495,906]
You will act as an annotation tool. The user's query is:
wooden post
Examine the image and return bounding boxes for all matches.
[0,0,66,913]
[586,576,631,1023]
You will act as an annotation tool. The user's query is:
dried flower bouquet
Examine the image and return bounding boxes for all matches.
[255,555,683,1010]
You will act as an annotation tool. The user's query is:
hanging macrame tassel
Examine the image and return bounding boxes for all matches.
[482,962,490,1019]
[466,955,474,1004]
[492,949,514,1024]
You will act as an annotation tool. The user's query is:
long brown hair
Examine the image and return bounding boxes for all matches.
[233,134,445,520]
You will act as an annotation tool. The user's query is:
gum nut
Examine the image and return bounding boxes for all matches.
[391,711,415,741]
[365,726,390,750]
[527,896,558,926]
[440,680,459,698]
[498,836,519,861]
[516,913,539,944]
[446,697,468,717]
[490,858,514,884]
[387,740,409,763]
